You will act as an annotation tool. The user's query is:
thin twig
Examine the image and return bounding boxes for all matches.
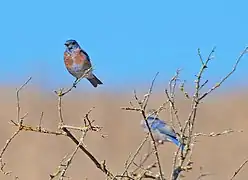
[16,77,32,124]
[122,72,164,179]
[143,72,159,110]
[55,68,92,97]
[59,132,86,179]
[199,47,248,101]
[122,134,149,176]
[133,144,158,173]
[197,48,205,65]
[12,123,65,135]
[194,129,243,138]
[61,127,114,178]
[50,154,70,179]
[140,72,164,180]
[0,77,32,178]
[165,89,182,132]
[167,69,183,131]
[230,158,248,180]
[37,112,44,131]
[0,129,21,174]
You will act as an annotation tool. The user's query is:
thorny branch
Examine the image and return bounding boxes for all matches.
[122,72,165,180]
[170,47,247,180]
[122,47,247,180]
[165,69,183,132]
[122,134,149,177]
[194,129,243,138]
[52,69,114,179]
[0,47,247,180]
[0,129,21,177]
[199,47,248,101]
[0,77,32,178]
[16,77,32,124]
[50,132,86,180]
[0,70,113,179]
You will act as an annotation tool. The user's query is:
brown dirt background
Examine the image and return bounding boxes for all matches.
[0,86,247,180]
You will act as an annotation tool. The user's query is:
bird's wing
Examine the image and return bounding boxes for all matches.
[80,48,91,62]
[153,119,177,138]
[156,123,180,146]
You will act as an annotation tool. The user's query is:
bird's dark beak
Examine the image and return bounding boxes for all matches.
[64,42,68,46]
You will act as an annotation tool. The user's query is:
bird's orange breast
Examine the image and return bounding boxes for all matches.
[74,50,86,65]
[64,52,73,68]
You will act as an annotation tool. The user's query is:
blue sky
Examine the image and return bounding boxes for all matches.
[0,0,247,91]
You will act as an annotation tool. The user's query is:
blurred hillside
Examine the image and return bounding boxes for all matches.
[0,86,247,180]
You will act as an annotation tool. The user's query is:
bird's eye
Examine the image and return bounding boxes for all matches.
[72,42,76,45]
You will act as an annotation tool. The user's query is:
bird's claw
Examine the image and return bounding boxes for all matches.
[73,82,77,88]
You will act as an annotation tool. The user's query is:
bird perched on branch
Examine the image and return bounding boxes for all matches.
[64,39,103,87]
[141,109,184,150]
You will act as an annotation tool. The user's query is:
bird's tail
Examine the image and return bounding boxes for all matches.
[171,137,185,151]
[87,74,103,87]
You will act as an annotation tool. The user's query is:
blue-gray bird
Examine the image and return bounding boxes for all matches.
[141,110,184,150]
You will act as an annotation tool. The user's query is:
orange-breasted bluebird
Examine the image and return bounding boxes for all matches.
[64,39,103,87]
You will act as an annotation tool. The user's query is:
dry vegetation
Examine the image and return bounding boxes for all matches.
[0,47,247,180]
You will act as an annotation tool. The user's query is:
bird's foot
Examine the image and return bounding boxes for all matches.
[73,81,77,88]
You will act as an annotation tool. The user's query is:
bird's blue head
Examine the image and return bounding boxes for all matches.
[64,39,80,52]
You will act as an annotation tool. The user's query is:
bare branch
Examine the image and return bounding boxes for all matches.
[16,77,32,124]
[199,47,248,101]
[122,134,149,176]
[58,132,85,179]
[230,158,248,180]
[61,126,114,178]
[37,112,44,131]
[143,72,159,110]
[170,47,247,180]
[194,129,243,138]
[165,89,182,132]
[140,73,164,180]
[166,69,183,131]
[0,77,32,178]
[122,72,164,179]
[196,166,213,180]
[133,145,158,173]
[197,48,204,65]
[54,67,92,97]
[12,123,65,136]
[0,129,21,176]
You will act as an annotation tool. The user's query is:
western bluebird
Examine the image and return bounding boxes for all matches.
[64,39,103,87]
[141,109,184,150]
